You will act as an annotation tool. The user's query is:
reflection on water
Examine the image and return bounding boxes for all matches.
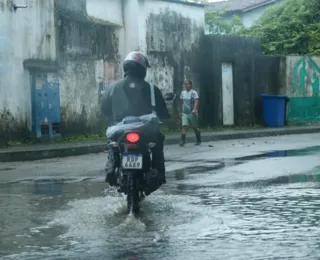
[1,155,320,259]
[236,145,320,161]
[33,180,64,196]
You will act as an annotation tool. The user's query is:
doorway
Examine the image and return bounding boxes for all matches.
[221,62,234,125]
[31,72,61,138]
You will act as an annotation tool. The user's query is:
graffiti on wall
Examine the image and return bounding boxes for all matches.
[289,56,320,122]
[293,56,320,97]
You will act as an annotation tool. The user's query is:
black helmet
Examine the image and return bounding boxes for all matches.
[124,51,151,70]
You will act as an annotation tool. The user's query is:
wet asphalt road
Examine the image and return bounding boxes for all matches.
[1,133,320,260]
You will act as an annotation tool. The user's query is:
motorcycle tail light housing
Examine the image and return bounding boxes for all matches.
[126,132,140,143]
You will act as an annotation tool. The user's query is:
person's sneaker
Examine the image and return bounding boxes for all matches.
[180,134,186,147]
[195,132,201,146]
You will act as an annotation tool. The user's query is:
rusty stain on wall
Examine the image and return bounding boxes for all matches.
[104,60,116,82]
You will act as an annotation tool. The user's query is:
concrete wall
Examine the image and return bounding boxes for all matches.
[253,55,285,125]
[0,0,205,141]
[144,0,205,97]
[286,56,320,122]
[86,0,123,26]
[82,0,205,96]
[199,35,272,126]
[55,1,120,134]
[83,0,205,129]
[0,0,56,140]
[198,39,320,126]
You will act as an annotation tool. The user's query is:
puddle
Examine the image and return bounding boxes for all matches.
[236,145,320,161]
[1,177,97,185]
[1,145,320,260]
[169,146,320,180]
[214,173,320,189]
[0,167,15,172]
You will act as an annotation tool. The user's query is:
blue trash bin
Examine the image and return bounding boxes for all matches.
[261,94,288,127]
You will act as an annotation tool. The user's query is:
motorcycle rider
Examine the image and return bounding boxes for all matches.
[100,51,170,188]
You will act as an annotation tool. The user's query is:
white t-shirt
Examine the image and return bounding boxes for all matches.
[180,89,199,114]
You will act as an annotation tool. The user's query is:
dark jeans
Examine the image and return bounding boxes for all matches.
[105,131,166,180]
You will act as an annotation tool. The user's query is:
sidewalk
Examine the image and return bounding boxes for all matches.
[0,125,319,162]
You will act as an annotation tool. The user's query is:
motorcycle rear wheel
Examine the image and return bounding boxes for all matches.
[127,172,140,215]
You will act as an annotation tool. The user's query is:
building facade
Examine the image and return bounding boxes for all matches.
[0,0,205,140]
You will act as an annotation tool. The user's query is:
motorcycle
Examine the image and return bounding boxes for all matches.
[104,91,177,215]
[107,126,159,215]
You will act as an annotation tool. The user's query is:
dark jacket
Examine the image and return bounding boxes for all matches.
[101,67,170,124]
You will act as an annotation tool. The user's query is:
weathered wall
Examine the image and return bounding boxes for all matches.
[252,55,285,125]
[199,35,286,127]
[85,0,205,131]
[55,2,120,134]
[122,0,140,55]
[84,0,205,93]
[1,0,206,140]
[286,56,320,122]
[198,37,320,126]
[86,0,123,26]
[144,0,205,102]
[0,0,56,142]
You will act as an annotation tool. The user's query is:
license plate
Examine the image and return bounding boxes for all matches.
[122,153,143,169]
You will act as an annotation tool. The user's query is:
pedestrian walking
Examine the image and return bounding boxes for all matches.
[179,80,201,146]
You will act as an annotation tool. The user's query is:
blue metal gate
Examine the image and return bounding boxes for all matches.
[31,72,61,138]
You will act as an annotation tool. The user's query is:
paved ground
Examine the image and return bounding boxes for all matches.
[1,133,320,259]
[1,125,320,162]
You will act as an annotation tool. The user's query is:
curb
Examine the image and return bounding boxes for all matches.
[0,144,106,163]
[0,127,319,162]
[165,127,320,145]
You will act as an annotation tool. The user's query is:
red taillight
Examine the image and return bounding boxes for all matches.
[126,133,140,143]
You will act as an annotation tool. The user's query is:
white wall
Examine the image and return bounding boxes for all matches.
[0,0,56,130]
[241,5,271,28]
[85,0,140,75]
[86,0,123,26]
[242,0,285,28]
[205,0,284,34]
[122,0,140,54]
[86,0,205,94]
[142,0,205,93]
[143,0,204,52]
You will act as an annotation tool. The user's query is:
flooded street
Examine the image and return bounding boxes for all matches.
[1,133,320,260]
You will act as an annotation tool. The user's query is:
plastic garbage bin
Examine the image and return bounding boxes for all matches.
[284,96,290,125]
[260,94,288,127]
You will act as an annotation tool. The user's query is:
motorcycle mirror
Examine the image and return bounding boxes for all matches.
[164,92,176,101]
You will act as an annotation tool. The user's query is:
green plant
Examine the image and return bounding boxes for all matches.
[237,0,320,55]
[184,0,244,35]
[205,8,244,35]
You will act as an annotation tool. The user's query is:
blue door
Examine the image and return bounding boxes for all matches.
[31,72,61,138]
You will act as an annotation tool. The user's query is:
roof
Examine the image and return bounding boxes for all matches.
[160,0,205,8]
[207,0,281,13]
[55,0,121,26]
